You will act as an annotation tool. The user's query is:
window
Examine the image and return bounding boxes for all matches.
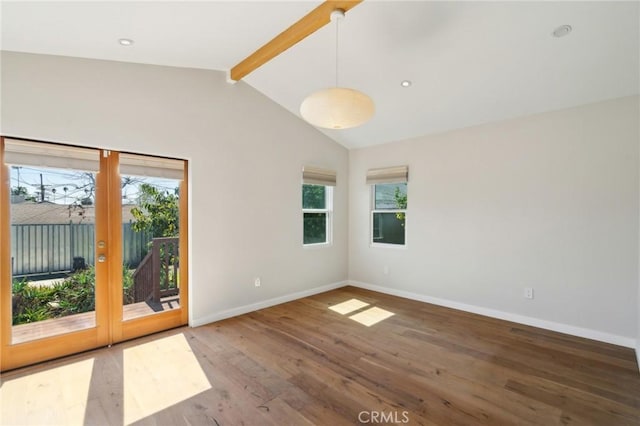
[372,183,407,245]
[367,165,408,247]
[302,166,336,246]
[303,184,332,245]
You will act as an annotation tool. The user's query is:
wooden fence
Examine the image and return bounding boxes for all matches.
[10,222,151,277]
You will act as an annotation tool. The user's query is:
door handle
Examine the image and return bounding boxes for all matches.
[98,254,106,263]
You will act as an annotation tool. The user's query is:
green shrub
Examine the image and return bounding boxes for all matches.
[54,267,95,314]
[12,265,137,325]
[12,278,29,294]
[12,278,60,325]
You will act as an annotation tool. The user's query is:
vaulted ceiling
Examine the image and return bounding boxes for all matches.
[2,1,638,149]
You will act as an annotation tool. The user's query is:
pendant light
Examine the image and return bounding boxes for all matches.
[300,9,374,130]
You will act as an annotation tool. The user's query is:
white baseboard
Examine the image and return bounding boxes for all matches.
[349,281,637,349]
[189,278,637,357]
[190,280,347,327]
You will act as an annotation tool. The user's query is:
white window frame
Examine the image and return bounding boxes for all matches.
[303,184,333,247]
[370,184,407,248]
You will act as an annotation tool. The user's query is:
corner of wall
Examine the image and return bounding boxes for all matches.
[637,94,640,372]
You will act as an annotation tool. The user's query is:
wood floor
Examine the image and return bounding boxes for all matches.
[1,286,638,425]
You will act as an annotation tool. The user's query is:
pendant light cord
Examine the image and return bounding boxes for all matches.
[330,9,345,88]
[335,12,339,88]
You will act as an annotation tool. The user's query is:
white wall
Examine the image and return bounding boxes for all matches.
[3,51,638,353]
[349,96,640,345]
[0,51,349,325]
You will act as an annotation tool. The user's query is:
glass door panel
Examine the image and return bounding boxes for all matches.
[9,157,99,343]
[119,154,184,322]
[1,138,110,371]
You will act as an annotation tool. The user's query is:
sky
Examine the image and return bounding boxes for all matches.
[11,166,179,205]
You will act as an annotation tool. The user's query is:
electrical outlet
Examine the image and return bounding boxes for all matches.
[254,277,261,287]
[524,287,534,299]
[383,265,389,275]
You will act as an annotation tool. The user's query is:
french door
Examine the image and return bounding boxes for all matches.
[0,137,188,371]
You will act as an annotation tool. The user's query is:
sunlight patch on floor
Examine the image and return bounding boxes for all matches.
[349,307,395,327]
[0,358,95,425]
[329,298,370,315]
[123,333,211,424]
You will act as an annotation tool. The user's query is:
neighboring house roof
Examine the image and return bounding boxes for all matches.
[10,201,137,225]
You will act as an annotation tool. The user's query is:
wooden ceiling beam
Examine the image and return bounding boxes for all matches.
[229,0,363,82]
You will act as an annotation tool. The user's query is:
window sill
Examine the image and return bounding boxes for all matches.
[304,242,332,249]
[370,242,407,250]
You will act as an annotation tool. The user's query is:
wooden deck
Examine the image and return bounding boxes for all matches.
[122,295,180,321]
[2,286,639,425]
[12,311,96,344]
[12,296,180,344]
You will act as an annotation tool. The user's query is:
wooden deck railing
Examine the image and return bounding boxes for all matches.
[132,237,179,303]
[132,251,154,303]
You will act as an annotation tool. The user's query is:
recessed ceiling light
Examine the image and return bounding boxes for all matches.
[552,25,572,38]
[118,38,134,46]
[400,80,412,87]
